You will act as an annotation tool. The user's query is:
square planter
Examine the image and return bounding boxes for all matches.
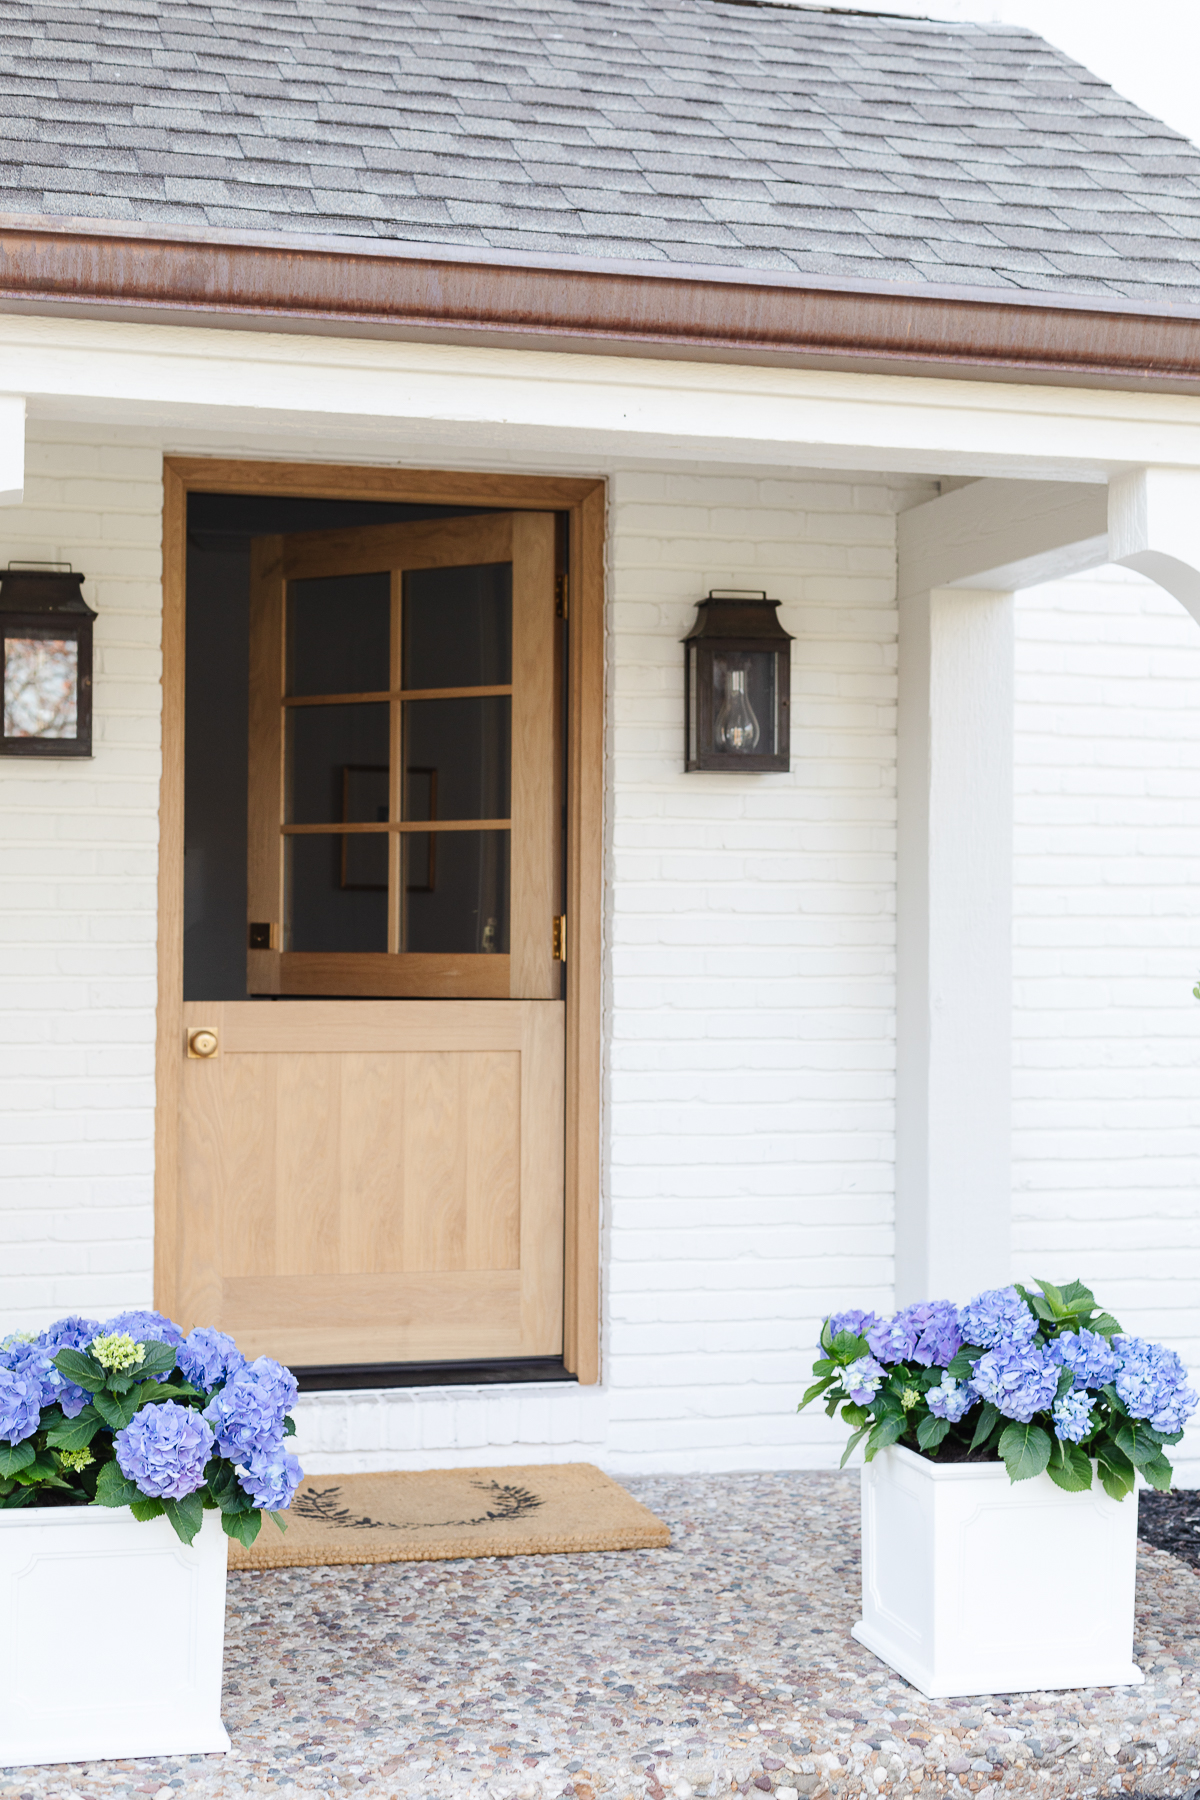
[0,1503,231,1767]
[852,1444,1145,1697]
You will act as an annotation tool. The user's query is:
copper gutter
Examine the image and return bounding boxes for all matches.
[3,216,1200,391]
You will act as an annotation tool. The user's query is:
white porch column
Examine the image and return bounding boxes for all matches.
[895,584,1014,1305]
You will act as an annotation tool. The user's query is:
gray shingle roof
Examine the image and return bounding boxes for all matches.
[3,0,1200,303]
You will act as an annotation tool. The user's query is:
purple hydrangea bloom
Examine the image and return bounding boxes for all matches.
[240,1448,304,1511]
[204,1356,298,1463]
[971,1342,1059,1423]
[115,1400,215,1500]
[0,1366,42,1446]
[866,1301,962,1368]
[38,1315,101,1353]
[1048,1327,1119,1392]
[926,1377,975,1423]
[1113,1336,1199,1435]
[866,1307,923,1363]
[35,1316,102,1418]
[910,1301,963,1369]
[177,1328,244,1394]
[0,1338,57,1406]
[957,1286,1039,1351]
[826,1309,881,1347]
[1052,1391,1095,1444]
[842,1355,886,1404]
[102,1310,184,1349]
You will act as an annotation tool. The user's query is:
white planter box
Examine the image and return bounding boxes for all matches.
[0,1504,230,1767]
[853,1444,1145,1698]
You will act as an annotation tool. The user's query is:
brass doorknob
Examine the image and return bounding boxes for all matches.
[187,1028,219,1059]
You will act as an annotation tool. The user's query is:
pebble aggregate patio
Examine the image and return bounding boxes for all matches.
[4,1473,1199,1800]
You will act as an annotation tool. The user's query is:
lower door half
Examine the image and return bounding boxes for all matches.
[177,999,564,1367]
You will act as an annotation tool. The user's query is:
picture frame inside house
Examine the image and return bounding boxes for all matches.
[0,563,96,758]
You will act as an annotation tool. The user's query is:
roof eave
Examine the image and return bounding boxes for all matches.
[3,214,1200,394]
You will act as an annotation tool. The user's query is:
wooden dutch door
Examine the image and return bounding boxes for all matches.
[177,511,565,1371]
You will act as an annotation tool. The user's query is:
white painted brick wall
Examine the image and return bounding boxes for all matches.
[6,429,1198,1483]
[1012,564,1200,1482]
[0,426,163,1329]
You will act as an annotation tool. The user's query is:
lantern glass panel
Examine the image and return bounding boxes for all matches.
[3,632,79,740]
[711,650,778,757]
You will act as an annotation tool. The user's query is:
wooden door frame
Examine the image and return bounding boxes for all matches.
[154,457,605,1383]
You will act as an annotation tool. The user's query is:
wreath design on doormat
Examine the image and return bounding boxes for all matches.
[292,1478,545,1532]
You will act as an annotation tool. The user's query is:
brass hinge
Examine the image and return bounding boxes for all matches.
[555,572,568,620]
[552,914,567,962]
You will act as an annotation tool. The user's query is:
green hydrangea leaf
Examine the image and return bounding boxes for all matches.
[0,1442,36,1478]
[222,1508,262,1548]
[43,1405,105,1451]
[863,1414,906,1461]
[799,1375,836,1411]
[917,1414,951,1450]
[838,1423,871,1470]
[1096,1438,1136,1501]
[135,1342,179,1381]
[1140,1452,1174,1493]
[129,1497,165,1521]
[94,1460,139,1508]
[283,1416,297,1438]
[999,1422,1052,1483]
[269,1511,289,1535]
[1046,1441,1092,1492]
[52,1347,106,1393]
[946,1348,977,1381]
[969,1402,1001,1452]
[162,1492,204,1545]
[93,1390,139,1433]
[1114,1422,1164,1469]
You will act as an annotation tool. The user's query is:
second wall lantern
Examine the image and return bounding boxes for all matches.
[0,563,95,758]
[684,589,793,772]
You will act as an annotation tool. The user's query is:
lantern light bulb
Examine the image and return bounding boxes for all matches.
[714,666,760,752]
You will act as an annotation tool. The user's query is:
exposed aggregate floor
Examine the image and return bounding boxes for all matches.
[5,1473,1200,1800]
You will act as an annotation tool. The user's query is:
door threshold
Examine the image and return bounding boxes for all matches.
[292,1356,578,1393]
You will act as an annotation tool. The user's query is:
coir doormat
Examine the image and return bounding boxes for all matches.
[227,1461,671,1571]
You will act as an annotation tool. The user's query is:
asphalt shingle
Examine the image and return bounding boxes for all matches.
[2,0,1200,302]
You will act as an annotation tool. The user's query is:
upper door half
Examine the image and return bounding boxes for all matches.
[246,511,560,1000]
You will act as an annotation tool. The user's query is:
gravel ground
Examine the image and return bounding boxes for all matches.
[5,1472,1200,1800]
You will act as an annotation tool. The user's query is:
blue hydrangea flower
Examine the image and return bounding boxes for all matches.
[971,1342,1059,1423]
[1113,1336,1199,1434]
[37,1315,101,1353]
[204,1356,298,1463]
[926,1376,975,1423]
[101,1310,184,1349]
[1052,1391,1095,1443]
[957,1286,1039,1351]
[1048,1327,1119,1391]
[33,1316,102,1418]
[866,1301,962,1368]
[177,1328,244,1394]
[842,1355,886,1404]
[0,1338,57,1405]
[115,1400,215,1500]
[240,1448,304,1511]
[0,1366,42,1445]
[826,1309,881,1347]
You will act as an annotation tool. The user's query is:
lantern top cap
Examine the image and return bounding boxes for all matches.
[0,563,95,618]
[683,589,793,644]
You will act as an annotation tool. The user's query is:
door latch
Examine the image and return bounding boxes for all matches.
[552,915,567,962]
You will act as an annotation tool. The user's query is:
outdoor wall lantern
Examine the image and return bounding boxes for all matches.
[684,589,792,772]
[0,563,95,758]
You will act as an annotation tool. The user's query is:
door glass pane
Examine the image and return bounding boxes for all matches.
[288,703,389,824]
[402,697,511,821]
[4,634,78,738]
[400,830,509,954]
[289,834,388,952]
[402,564,512,689]
[288,571,390,696]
